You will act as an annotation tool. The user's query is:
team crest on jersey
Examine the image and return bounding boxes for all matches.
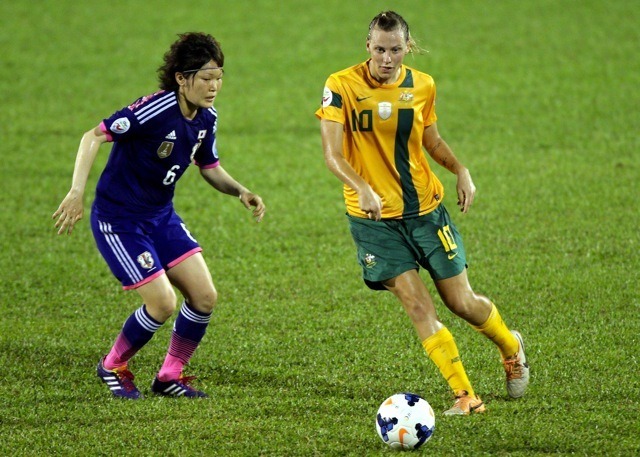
[364,253,377,268]
[378,102,392,120]
[137,251,155,270]
[110,117,130,134]
[399,91,414,102]
[157,141,174,158]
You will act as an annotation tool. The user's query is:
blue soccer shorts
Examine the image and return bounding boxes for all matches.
[90,207,202,290]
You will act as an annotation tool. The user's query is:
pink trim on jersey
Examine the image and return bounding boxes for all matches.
[123,269,166,290]
[196,161,220,169]
[167,247,203,269]
[99,121,114,142]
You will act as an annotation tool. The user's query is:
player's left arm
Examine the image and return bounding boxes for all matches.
[199,166,266,222]
[422,122,476,213]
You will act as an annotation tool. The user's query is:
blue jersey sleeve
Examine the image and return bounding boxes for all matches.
[102,91,169,142]
[102,106,140,142]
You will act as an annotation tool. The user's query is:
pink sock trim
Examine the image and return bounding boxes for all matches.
[157,354,185,382]
[103,333,132,369]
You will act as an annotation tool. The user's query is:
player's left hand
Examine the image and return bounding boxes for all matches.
[239,191,266,222]
[456,168,476,213]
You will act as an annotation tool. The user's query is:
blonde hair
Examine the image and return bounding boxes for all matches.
[367,11,426,54]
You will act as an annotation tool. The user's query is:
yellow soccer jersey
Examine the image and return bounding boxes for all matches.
[315,60,444,219]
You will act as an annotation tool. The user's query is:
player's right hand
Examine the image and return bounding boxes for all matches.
[359,187,383,221]
[53,190,84,235]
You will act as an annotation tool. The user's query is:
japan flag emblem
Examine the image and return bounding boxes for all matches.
[137,251,155,270]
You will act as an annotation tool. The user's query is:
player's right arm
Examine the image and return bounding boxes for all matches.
[320,119,383,221]
[53,126,108,235]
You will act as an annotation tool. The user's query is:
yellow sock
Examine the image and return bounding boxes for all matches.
[422,327,475,397]
[472,303,519,359]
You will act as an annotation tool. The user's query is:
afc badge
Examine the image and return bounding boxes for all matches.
[109,117,130,134]
[377,102,392,120]
[322,86,333,108]
[157,141,174,158]
[137,251,155,270]
[364,253,377,268]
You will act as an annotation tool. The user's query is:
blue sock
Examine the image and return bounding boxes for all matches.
[104,305,162,368]
[173,300,211,343]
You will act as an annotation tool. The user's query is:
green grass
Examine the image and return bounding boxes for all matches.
[1,0,639,455]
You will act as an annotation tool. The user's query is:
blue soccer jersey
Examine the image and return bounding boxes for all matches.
[95,90,220,218]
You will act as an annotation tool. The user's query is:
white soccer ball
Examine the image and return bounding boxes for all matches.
[375,392,435,450]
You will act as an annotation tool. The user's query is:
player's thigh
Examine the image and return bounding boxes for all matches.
[383,270,438,314]
[384,270,443,339]
[151,212,216,310]
[435,269,491,325]
[166,252,217,312]
[136,274,178,322]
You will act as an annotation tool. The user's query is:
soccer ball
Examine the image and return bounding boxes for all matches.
[375,393,435,450]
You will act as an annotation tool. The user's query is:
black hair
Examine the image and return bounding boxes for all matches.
[157,32,224,92]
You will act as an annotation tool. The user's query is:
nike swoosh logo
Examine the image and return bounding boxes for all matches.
[448,252,458,260]
[356,96,371,102]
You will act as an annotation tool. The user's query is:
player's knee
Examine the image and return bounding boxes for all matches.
[190,287,218,314]
[147,289,178,322]
[404,299,435,323]
[453,302,475,321]
[447,292,488,323]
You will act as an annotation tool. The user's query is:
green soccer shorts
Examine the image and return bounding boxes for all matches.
[347,204,467,290]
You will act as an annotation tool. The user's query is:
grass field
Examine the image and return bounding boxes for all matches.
[1,0,638,455]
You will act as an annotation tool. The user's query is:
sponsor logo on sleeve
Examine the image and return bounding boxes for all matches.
[322,87,332,108]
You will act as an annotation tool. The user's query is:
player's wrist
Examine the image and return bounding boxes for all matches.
[68,186,86,198]
[453,164,469,176]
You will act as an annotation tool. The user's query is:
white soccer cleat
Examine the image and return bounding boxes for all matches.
[503,330,530,398]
